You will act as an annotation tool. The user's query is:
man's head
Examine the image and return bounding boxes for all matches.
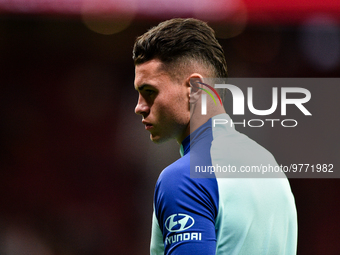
[133,18,227,81]
[133,18,227,144]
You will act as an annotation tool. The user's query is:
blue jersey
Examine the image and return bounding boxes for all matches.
[150,113,297,255]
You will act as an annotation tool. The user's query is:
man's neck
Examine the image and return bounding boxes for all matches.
[177,106,226,145]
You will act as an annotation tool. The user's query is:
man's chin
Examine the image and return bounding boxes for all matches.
[150,134,170,144]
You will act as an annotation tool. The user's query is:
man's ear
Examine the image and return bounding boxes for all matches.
[187,74,204,104]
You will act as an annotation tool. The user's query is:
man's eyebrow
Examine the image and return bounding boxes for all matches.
[135,84,153,91]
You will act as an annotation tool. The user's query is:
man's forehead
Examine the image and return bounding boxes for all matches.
[135,59,165,74]
[134,60,169,87]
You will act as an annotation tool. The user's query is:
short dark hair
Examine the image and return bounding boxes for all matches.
[132,18,228,79]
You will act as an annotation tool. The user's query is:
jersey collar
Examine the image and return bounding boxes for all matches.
[180,118,212,157]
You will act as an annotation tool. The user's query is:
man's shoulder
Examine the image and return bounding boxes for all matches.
[211,115,277,164]
[156,153,191,186]
[154,151,219,222]
[155,151,217,195]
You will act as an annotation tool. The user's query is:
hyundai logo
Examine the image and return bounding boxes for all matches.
[165,213,195,233]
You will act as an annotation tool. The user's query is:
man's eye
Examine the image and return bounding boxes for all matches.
[146,90,155,95]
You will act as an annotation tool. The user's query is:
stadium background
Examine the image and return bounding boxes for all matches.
[0,0,339,254]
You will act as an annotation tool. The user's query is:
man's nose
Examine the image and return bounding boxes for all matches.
[135,96,149,117]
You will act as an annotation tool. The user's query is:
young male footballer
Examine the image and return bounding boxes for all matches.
[133,18,297,255]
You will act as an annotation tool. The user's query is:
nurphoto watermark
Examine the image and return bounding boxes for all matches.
[189,78,339,179]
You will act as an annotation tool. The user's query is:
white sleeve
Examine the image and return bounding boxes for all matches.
[150,210,164,255]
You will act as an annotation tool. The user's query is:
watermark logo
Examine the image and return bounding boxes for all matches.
[191,79,312,128]
[197,83,311,116]
[214,85,311,116]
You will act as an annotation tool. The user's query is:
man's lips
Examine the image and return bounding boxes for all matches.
[142,120,153,130]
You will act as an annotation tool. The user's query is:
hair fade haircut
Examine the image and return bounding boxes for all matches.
[132,18,228,79]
